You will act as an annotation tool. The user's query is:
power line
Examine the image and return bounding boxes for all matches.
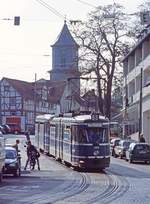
[34,0,65,20]
[75,0,96,8]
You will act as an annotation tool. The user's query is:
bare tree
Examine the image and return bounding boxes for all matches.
[70,3,133,119]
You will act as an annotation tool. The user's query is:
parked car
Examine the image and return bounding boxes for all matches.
[0,132,5,182]
[0,125,6,134]
[110,138,121,156]
[113,139,135,158]
[126,143,150,164]
[3,146,21,177]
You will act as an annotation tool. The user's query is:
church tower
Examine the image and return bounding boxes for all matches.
[48,21,81,112]
[49,21,80,82]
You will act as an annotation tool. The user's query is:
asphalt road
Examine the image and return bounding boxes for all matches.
[0,135,150,204]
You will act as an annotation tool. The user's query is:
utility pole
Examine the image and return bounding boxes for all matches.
[139,67,143,141]
[0,80,2,125]
[34,73,37,132]
[67,77,102,114]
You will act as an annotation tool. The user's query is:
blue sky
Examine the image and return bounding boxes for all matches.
[0,0,144,82]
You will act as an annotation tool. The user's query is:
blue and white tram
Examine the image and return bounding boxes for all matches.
[35,114,54,154]
[35,113,110,170]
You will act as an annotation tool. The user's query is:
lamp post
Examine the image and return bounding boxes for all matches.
[138,67,143,141]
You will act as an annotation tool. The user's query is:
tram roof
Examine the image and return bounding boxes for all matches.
[36,113,108,123]
[52,114,108,123]
[36,114,55,122]
[74,114,107,122]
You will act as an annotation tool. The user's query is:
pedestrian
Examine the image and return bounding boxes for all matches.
[24,141,40,171]
[25,131,30,142]
[139,134,146,143]
[12,139,20,154]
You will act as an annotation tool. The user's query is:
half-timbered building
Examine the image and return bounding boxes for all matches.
[0,78,66,133]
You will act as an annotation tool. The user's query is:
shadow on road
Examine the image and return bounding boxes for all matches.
[109,163,150,179]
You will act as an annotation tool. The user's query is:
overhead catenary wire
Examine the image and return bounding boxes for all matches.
[75,0,96,8]
[34,0,66,20]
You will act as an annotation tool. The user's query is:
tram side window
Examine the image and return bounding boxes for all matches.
[72,126,78,142]
[72,126,87,143]
[50,125,56,139]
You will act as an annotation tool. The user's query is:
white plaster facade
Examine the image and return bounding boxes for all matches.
[123,28,150,143]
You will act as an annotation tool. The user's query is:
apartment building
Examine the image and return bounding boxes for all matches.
[123,26,150,143]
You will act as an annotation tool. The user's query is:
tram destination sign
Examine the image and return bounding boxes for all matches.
[91,113,99,121]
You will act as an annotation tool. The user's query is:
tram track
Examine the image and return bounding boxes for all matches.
[19,156,91,204]
[12,154,130,204]
[51,166,130,204]
[23,156,129,204]
[22,173,90,204]
[85,170,130,204]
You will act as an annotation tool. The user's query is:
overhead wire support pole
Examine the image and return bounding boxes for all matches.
[34,73,37,131]
[139,67,143,141]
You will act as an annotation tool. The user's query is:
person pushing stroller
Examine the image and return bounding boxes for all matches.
[24,141,40,171]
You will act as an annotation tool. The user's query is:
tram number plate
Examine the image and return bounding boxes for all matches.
[91,113,99,121]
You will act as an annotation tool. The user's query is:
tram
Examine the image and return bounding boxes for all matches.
[35,112,110,170]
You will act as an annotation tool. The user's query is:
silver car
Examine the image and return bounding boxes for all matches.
[3,146,21,177]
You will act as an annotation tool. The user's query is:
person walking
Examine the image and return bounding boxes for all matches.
[24,141,40,170]
[12,139,21,166]
[25,131,30,142]
[139,134,146,143]
[12,139,20,154]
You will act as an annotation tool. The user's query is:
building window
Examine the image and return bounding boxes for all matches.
[42,88,47,100]
[11,112,16,116]
[10,97,16,106]
[4,85,10,92]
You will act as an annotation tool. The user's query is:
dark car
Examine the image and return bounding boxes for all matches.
[2,124,11,134]
[126,143,150,164]
[113,139,135,159]
[0,125,6,134]
[3,146,21,177]
[110,138,121,156]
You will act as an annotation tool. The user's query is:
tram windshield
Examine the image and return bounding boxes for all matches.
[72,125,108,144]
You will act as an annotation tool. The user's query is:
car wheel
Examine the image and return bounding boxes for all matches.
[14,168,21,177]
[114,152,118,158]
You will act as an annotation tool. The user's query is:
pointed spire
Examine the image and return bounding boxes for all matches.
[52,21,78,47]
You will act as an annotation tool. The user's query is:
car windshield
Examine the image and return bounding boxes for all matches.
[115,140,120,146]
[6,149,17,159]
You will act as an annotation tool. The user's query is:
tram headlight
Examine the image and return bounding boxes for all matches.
[79,160,85,164]
[93,150,99,156]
